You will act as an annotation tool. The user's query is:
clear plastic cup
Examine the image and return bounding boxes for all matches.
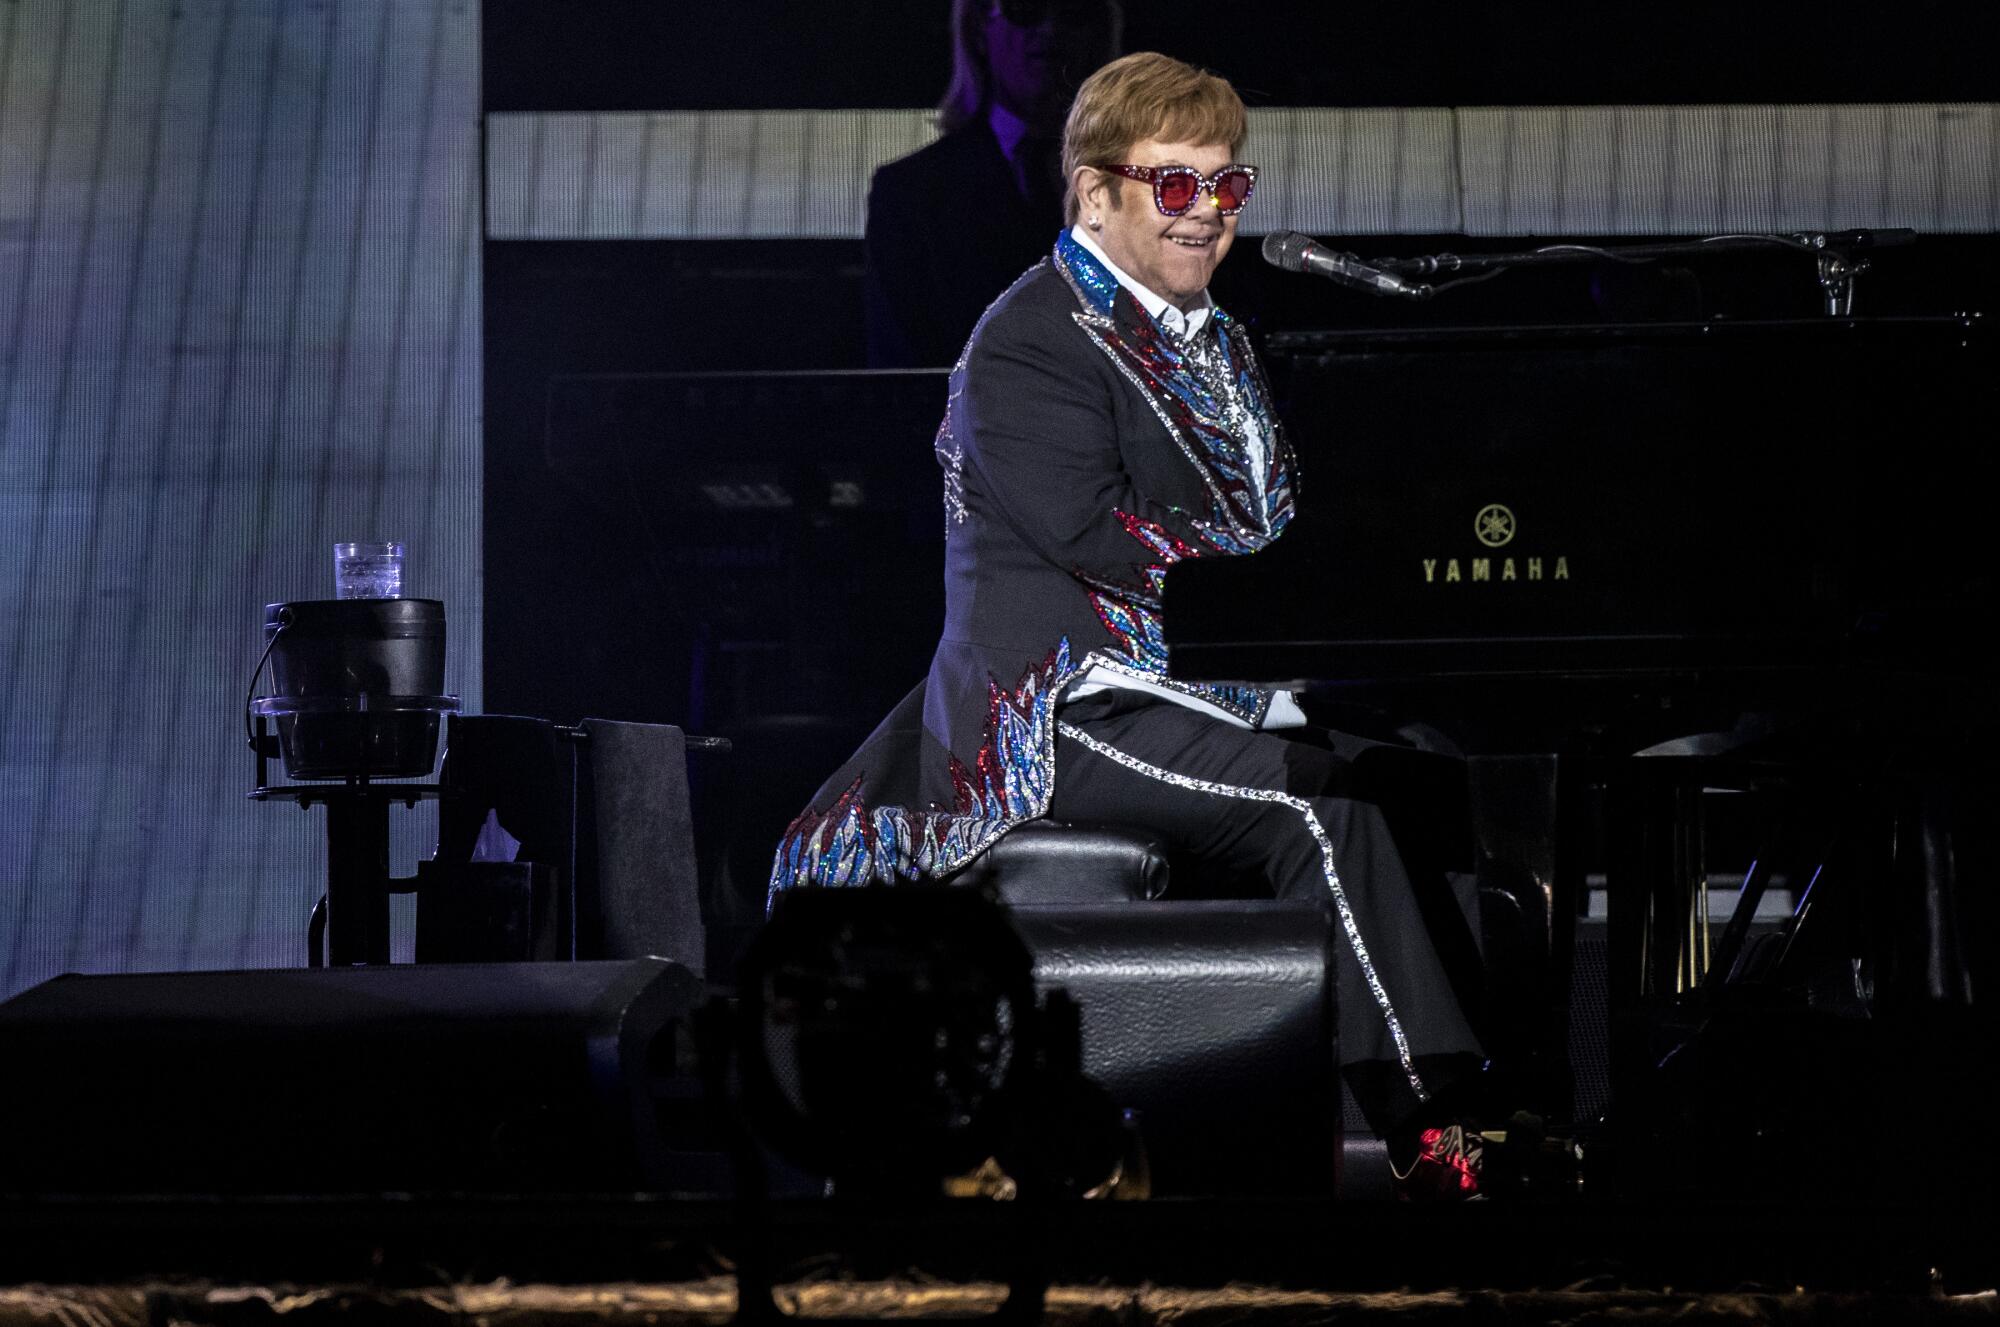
[333,541,404,600]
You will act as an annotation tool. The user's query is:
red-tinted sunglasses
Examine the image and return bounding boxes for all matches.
[1102,163,1258,216]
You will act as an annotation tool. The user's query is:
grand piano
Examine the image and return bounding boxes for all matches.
[1163,315,1997,1193]
[1168,315,1994,688]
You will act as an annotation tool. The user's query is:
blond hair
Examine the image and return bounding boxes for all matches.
[1060,52,1248,225]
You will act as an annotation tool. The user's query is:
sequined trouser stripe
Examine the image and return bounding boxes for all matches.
[1056,719,1430,1104]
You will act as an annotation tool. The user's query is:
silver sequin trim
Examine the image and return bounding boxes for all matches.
[1056,719,1430,1104]
[935,414,967,529]
[1055,248,1281,547]
[1173,322,1269,529]
[1223,320,1296,503]
[1073,315,1257,545]
[1080,651,1274,729]
[938,259,1052,530]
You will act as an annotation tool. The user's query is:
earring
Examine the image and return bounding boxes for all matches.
[1087,215,1102,230]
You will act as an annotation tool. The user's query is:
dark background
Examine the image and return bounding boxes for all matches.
[480,1,1999,933]
[483,1,1999,112]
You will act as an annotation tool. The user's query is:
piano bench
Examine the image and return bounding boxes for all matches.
[1009,900,1340,1196]
[953,824,1369,1196]
[949,819,1171,906]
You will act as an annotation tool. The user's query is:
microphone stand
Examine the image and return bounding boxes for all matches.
[1371,228,1915,316]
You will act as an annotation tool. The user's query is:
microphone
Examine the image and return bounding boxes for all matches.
[1261,231,1432,299]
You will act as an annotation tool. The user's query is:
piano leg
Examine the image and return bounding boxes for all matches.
[1601,754,1716,1186]
[1465,754,1572,1120]
[1549,755,1591,1129]
[1889,780,1976,1008]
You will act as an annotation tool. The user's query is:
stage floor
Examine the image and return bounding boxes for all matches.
[6,1278,1999,1326]
[4,1194,1996,1312]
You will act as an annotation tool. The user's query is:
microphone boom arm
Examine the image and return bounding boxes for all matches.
[1368,228,1915,315]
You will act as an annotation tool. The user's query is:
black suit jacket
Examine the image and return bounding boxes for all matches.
[863,119,1063,368]
[774,233,1296,894]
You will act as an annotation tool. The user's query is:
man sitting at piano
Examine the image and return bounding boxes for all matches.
[772,51,1490,1199]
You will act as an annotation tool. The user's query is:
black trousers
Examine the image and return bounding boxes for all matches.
[1049,691,1486,1136]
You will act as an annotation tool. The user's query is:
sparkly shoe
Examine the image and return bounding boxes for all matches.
[1391,1123,1485,1201]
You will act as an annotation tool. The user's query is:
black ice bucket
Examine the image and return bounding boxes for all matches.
[256,599,456,780]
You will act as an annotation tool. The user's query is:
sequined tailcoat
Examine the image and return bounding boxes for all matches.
[769,233,1296,897]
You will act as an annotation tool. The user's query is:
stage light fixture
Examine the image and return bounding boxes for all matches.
[734,887,1121,1197]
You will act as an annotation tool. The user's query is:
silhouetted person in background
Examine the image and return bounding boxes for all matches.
[864,0,1121,367]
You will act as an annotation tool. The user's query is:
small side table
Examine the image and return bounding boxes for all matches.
[249,695,460,966]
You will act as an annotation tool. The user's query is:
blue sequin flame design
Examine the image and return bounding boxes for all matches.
[770,639,1072,899]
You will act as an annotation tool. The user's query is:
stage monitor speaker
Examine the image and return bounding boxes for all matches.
[0,960,710,1196]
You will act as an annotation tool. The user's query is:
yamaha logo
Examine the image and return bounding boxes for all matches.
[1474,503,1516,548]
[1421,501,1570,585]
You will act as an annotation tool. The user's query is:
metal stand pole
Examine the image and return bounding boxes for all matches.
[325,779,393,966]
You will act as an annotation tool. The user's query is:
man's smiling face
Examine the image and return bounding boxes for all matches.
[1083,137,1238,311]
